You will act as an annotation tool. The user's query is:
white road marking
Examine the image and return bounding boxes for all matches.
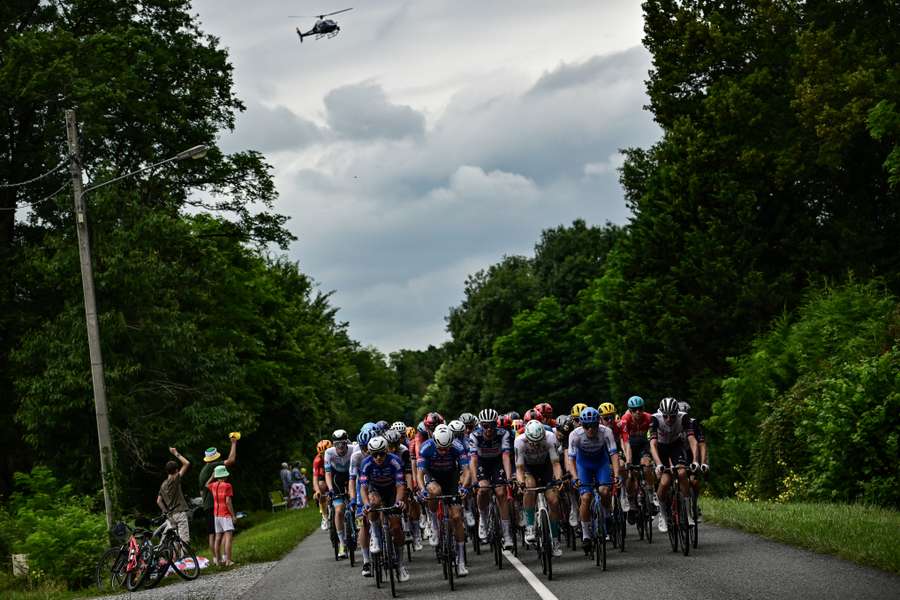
[502,550,559,600]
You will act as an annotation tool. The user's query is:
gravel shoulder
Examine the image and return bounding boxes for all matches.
[95,561,277,600]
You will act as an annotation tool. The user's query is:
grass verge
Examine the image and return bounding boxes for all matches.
[703,497,900,574]
[2,506,322,599]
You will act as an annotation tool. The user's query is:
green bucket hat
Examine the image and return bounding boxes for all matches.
[213,465,230,478]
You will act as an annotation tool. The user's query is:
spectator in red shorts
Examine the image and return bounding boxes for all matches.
[206,465,236,566]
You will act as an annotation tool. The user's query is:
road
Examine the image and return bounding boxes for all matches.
[241,522,899,600]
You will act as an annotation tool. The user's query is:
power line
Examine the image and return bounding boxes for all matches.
[0,159,68,189]
[0,182,70,211]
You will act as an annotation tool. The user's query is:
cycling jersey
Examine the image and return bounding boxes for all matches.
[349,449,367,479]
[312,454,326,480]
[324,445,356,474]
[619,410,652,444]
[359,453,405,489]
[417,439,469,473]
[468,427,512,461]
[568,426,617,494]
[514,431,560,466]
[648,412,695,445]
[390,444,413,474]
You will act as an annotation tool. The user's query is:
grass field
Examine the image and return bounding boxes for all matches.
[702,497,900,574]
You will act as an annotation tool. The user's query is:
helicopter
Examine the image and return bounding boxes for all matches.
[291,8,353,43]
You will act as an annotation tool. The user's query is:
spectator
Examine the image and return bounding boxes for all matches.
[291,462,302,483]
[157,447,191,545]
[280,462,292,498]
[198,436,238,553]
[205,465,236,566]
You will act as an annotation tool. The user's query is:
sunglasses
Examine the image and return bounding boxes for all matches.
[583,422,598,428]
[601,415,614,421]
[371,451,386,458]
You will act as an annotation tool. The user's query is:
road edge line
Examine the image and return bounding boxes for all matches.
[502,550,559,600]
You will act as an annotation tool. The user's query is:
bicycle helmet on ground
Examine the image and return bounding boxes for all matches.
[627,396,645,409]
[659,397,679,415]
[524,420,546,443]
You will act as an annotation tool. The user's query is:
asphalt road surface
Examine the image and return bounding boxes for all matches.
[241,521,899,600]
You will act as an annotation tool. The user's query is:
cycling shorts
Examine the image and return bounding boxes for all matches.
[331,472,349,504]
[522,461,554,488]
[424,470,460,498]
[628,438,652,465]
[369,484,397,508]
[476,459,506,485]
[575,459,612,495]
[657,441,688,467]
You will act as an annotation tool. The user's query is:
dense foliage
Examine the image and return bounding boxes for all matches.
[422,0,900,505]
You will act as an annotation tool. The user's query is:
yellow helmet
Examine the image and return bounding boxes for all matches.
[570,403,588,418]
[599,402,617,417]
[316,439,332,455]
[405,426,416,440]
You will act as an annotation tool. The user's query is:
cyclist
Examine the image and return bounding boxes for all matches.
[570,403,588,424]
[385,428,422,550]
[516,420,564,556]
[678,401,709,521]
[416,424,472,576]
[313,440,332,530]
[350,429,374,576]
[448,419,468,446]
[391,421,407,437]
[360,436,410,582]
[567,407,621,551]
[554,415,579,527]
[459,412,478,436]
[620,395,657,523]
[468,408,514,549]
[325,429,356,558]
[535,402,556,427]
[599,403,623,448]
[650,397,700,533]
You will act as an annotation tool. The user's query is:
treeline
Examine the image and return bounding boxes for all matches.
[409,0,900,506]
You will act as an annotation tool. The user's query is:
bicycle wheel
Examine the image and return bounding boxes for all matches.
[171,539,200,580]
[144,544,171,589]
[125,540,152,591]
[446,518,455,591]
[690,489,699,549]
[540,510,553,580]
[490,502,503,569]
[618,504,627,553]
[373,539,383,589]
[95,546,127,592]
[385,524,397,598]
[346,518,356,567]
[679,495,691,556]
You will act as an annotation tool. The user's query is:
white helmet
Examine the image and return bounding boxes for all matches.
[433,425,454,448]
[448,419,465,436]
[524,420,546,443]
[391,421,406,433]
[368,436,388,453]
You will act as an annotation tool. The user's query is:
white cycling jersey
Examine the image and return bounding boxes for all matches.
[514,431,559,466]
[649,411,694,445]
[324,444,357,474]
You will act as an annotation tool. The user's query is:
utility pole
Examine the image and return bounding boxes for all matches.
[65,109,114,530]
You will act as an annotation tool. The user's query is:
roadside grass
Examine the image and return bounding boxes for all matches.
[703,497,900,574]
[1,506,322,599]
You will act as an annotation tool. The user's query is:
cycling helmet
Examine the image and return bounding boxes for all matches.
[384,429,402,447]
[524,419,546,442]
[368,436,388,454]
[391,421,406,433]
[535,403,553,420]
[556,414,570,430]
[571,403,588,418]
[433,425,454,448]
[357,429,374,449]
[497,414,512,430]
[332,429,349,443]
[417,421,427,434]
[627,396,645,409]
[659,397,679,415]
[424,412,445,430]
[478,408,499,423]
[512,419,523,431]
[599,402,617,417]
[361,421,376,433]
[523,408,544,423]
[580,407,600,426]
[678,401,691,414]
[448,419,466,437]
[459,412,477,426]
[374,420,389,433]
[316,440,332,455]
[405,426,417,440]
[507,411,521,421]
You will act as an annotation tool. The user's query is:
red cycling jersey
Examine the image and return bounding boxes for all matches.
[312,454,325,479]
[619,410,652,444]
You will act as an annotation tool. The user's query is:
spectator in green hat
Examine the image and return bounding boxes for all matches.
[206,464,236,566]
[198,436,237,554]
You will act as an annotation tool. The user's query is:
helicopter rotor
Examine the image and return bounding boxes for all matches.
[288,7,352,19]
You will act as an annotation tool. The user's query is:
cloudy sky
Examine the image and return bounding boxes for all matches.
[192,0,659,352]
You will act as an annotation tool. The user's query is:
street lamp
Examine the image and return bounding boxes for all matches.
[64,109,208,530]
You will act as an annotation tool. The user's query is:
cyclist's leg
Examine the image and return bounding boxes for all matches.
[494,471,511,543]
[577,460,595,540]
[522,471,537,539]
[426,479,441,533]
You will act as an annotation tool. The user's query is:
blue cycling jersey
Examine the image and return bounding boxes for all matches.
[359,453,405,489]
[416,439,470,473]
